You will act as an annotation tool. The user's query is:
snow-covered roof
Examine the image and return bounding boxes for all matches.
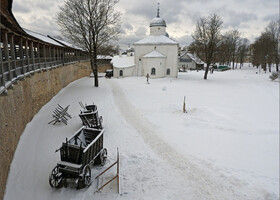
[180,52,204,64]
[134,35,178,45]
[24,29,63,47]
[97,55,113,60]
[111,55,135,68]
[48,36,84,50]
[187,53,204,64]
[143,50,166,58]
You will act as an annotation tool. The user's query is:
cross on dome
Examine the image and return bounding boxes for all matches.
[157,3,160,17]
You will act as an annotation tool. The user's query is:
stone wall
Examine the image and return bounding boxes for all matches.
[0,62,91,200]
[97,64,113,73]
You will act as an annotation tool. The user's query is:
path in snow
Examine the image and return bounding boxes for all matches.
[4,76,277,200]
[4,78,194,200]
[108,79,272,200]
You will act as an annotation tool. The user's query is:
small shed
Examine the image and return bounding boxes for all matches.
[178,52,204,71]
[97,55,113,72]
[111,54,136,78]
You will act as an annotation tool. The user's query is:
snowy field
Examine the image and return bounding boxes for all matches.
[4,66,279,200]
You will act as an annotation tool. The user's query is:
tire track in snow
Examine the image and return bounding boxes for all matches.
[108,80,268,200]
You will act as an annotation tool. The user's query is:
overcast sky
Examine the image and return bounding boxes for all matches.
[12,0,279,49]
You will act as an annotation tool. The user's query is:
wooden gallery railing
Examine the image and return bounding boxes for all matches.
[0,31,89,95]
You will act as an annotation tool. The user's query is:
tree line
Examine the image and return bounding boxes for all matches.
[56,0,278,83]
[189,14,279,79]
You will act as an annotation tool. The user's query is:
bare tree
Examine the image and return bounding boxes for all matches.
[237,38,250,68]
[98,45,119,56]
[217,35,232,65]
[251,20,279,73]
[191,14,223,79]
[252,32,274,73]
[224,30,241,69]
[57,0,121,87]
[265,20,279,72]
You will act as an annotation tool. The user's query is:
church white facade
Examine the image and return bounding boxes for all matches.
[111,5,179,79]
[133,6,179,78]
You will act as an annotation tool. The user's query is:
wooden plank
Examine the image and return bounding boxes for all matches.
[58,161,82,169]
[83,129,104,153]
[97,175,118,192]
[95,161,117,179]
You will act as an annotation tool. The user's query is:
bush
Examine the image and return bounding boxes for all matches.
[269,72,279,80]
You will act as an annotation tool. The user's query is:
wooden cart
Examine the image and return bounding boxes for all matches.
[79,104,103,129]
[49,127,107,189]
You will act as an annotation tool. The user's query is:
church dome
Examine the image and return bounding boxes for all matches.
[149,3,166,27]
[150,17,166,27]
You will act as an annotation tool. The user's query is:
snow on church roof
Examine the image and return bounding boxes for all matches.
[143,50,166,58]
[111,55,135,69]
[134,35,178,45]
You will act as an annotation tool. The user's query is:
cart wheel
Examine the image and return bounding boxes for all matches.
[100,148,107,166]
[83,165,91,187]
[49,166,62,188]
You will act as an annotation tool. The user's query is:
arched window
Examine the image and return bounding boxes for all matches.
[166,68,170,75]
[120,70,123,76]
[151,68,156,75]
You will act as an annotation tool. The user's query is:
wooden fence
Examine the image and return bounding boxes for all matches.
[0,32,89,95]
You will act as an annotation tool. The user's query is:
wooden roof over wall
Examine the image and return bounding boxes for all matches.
[0,0,85,51]
[0,0,27,36]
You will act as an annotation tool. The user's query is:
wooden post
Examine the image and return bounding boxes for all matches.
[49,46,52,66]
[9,34,16,78]
[43,45,46,68]
[67,49,69,63]
[19,37,24,75]
[37,43,40,69]
[3,32,11,81]
[59,48,61,64]
[30,41,35,70]
[117,148,119,194]
[183,96,186,113]
[65,49,68,63]
[62,49,65,65]
[25,39,30,72]
[55,47,58,64]
[0,41,5,86]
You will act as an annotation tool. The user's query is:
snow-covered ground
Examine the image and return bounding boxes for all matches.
[4,65,279,200]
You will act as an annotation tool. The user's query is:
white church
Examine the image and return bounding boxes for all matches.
[112,5,179,78]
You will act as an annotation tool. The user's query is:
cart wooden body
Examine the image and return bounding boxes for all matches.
[79,104,103,129]
[49,127,107,189]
